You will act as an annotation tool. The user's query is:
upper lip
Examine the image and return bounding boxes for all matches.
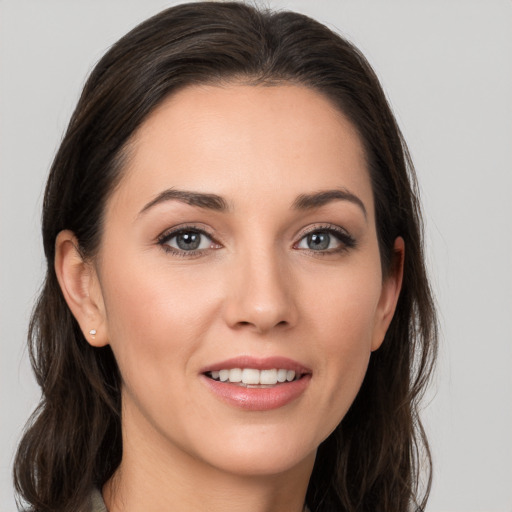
[200,356,311,375]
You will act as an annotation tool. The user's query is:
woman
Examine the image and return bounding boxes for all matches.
[14,2,437,511]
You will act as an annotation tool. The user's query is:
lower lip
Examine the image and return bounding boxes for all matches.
[201,375,311,411]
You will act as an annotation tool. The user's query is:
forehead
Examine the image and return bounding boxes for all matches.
[109,83,373,219]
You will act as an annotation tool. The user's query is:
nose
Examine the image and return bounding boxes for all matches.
[222,248,299,335]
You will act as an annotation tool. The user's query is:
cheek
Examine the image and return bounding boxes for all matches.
[298,266,382,431]
[303,262,382,351]
[99,257,222,383]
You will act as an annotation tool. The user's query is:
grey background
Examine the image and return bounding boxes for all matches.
[1,1,511,511]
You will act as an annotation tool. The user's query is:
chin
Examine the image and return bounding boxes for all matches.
[188,424,321,478]
[209,447,316,478]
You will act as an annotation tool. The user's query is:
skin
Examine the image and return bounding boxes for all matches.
[55,84,403,512]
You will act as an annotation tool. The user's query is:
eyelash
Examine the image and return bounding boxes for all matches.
[157,225,217,257]
[295,224,357,255]
[156,224,356,257]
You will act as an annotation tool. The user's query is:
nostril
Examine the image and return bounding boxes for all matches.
[235,319,289,331]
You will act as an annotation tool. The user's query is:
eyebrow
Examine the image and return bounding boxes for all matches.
[292,189,367,218]
[139,188,230,216]
[139,187,367,218]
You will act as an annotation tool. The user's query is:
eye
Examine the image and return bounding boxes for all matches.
[295,227,356,253]
[158,227,218,255]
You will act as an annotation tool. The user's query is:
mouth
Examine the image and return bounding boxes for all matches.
[204,367,305,387]
[200,356,311,410]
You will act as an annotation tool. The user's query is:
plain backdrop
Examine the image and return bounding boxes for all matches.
[1,1,511,511]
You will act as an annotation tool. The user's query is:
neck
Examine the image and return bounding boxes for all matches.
[103,402,314,512]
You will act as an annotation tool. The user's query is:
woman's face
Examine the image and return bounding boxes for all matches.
[90,84,402,477]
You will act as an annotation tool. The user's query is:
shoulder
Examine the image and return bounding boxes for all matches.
[89,488,108,512]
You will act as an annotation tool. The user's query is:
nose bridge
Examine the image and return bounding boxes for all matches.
[224,239,297,333]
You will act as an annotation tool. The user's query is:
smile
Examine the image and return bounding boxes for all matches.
[206,368,300,386]
[201,357,311,410]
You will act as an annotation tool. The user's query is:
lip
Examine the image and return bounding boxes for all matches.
[200,356,312,411]
[200,356,311,374]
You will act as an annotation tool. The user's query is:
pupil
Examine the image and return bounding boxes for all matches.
[177,232,201,250]
[308,232,330,250]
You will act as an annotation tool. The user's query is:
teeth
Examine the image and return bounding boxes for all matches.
[208,368,300,385]
[277,369,287,382]
[242,368,260,385]
[228,368,242,383]
[260,369,277,385]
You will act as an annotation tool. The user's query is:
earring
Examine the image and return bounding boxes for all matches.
[89,329,97,339]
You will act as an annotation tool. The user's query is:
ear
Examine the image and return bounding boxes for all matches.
[371,236,405,352]
[54,230,109,347]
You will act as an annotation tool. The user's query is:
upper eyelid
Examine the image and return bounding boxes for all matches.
[295,223,352,239]
[157,224,217,242]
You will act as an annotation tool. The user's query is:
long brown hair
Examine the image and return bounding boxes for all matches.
[14,3,437,511]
